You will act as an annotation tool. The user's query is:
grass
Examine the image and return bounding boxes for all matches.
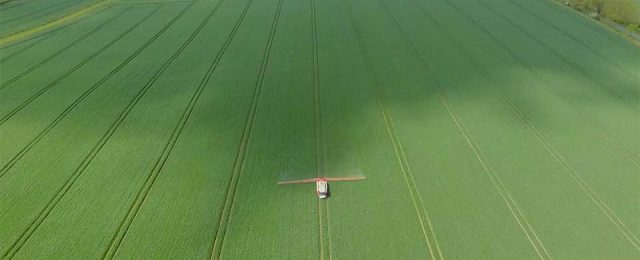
[557,0,640,25]
[0,0,639,258]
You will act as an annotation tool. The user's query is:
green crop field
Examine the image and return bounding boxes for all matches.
[1,0,639,258]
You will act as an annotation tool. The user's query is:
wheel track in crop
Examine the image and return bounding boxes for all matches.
[0,3,113,49]
[440,0,640,170]
[0,6,160,126]
[310,0,332,258]
[0,0,28,11]
[384,0,555,256]
[414,0,640,173]
[502,0,637,79]
[568,112,640,168]
[440,0,640,250]
[0,0,117,46]
[0,33,51,64]
[100,0,259,258]
[324,200,333,260]
[346,1,443,259]
[317,200,331,260]
[0,5,160,179]
[1,0,76,24]
[116,0,216,5]
[477,0,640,112]
[0,4,123,90]
[0,4,195,258]
[208,0,283,258]
[408,0,569,257]
[311,0,322,184]
[1,0,83,25]
[1,0,94,41]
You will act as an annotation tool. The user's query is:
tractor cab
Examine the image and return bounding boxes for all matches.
[316,178,329,199]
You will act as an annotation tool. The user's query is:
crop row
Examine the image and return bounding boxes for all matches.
[0,0,637,258]
[0,0,95,35]
[1,2,210,258]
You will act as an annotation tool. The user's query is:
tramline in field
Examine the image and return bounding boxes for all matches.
[1,0,639,257]
[278,176,366,199]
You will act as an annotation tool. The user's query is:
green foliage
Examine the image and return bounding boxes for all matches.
[602,0,640,24]
[1,0,639,259]
[563,0,640,24]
